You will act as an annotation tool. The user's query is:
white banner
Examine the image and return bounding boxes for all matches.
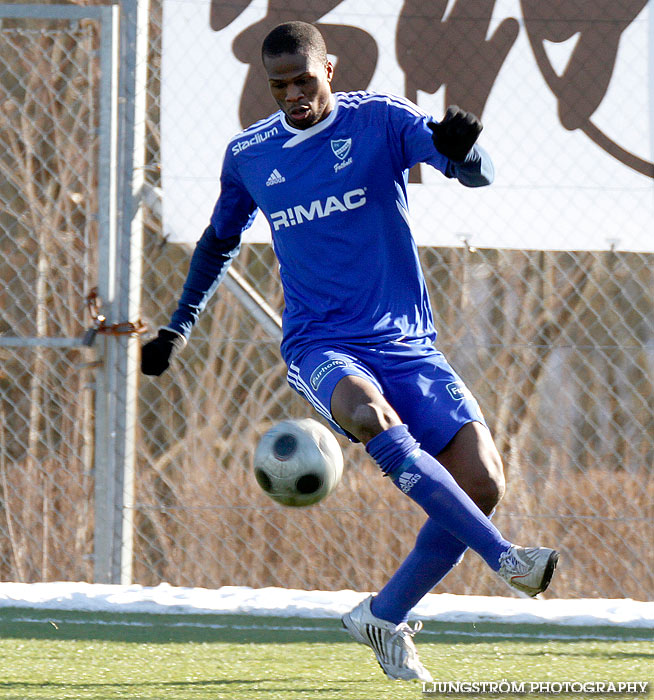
[161,0,654,251]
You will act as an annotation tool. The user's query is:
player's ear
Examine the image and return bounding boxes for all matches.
[325,60,334,83]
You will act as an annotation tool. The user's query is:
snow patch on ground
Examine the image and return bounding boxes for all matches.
[0,582,652,628]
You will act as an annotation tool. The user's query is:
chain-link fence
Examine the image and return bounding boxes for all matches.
[137,245,654,600]
[0,6,106,582]
[1,1,653,600]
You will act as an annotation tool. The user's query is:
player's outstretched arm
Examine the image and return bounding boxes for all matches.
[140,225,241,376]
[428,106,494,187]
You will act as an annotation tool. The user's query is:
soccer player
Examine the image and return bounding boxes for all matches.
[142,21,559,682]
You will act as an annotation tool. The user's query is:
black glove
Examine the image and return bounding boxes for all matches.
[141,329,184,376]
[428,105,483,162]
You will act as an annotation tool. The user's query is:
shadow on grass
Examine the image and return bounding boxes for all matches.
[1,608,651,645]
[0,608,348,644]
[0,677,370,698]
[0,679,270,688]
[518,648,654,660]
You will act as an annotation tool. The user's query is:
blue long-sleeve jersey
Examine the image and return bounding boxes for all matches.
[167,91,494,362]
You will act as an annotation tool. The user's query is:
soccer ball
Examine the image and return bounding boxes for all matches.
[253,418,344,507]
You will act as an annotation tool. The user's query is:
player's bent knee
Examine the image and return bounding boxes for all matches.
[454,448,505,514]
[485,469,506,510]
[470,427,506,512]
[347,401,401,444]
[486,448,506,505]
[331,375,401,443]
[470,465,505,514]
[437,421,506,514]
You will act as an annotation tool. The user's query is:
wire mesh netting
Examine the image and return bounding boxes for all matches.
[138,239,654,599]
[0,18,99,581]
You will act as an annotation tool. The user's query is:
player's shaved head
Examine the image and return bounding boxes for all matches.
[261,21,327,64]
[262,22,334,129]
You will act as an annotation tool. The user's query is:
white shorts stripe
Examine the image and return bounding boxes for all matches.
[287,364,330,407]
[287,381,333,424]
[287,366,332,419]
[287,364,334,423]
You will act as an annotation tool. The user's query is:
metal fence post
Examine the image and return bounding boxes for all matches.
[110,0,151,585]
[93,3,121,584]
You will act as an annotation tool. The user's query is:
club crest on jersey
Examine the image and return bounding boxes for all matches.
[331,138,352,160]
[331,138,353,173]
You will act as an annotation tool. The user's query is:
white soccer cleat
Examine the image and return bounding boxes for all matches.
[498,545,559,596]
[341,595,433,682]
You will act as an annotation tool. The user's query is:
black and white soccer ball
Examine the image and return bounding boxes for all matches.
[253,418,344,507]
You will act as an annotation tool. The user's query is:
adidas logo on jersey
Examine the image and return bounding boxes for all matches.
[397,471,421,494]
[266,169,286,186]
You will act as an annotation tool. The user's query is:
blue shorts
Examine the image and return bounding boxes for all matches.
[286,338,486,456]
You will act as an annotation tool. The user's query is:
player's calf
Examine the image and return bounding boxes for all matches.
[366,425,512,570]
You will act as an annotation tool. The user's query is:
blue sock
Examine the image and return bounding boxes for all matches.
[371,518,466,625]
[366,425,510,570]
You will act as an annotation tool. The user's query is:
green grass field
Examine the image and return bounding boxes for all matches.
[0,608,652,700]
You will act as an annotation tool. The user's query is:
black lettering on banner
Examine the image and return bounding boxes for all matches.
[396,1,519,182]
[207,1,653,179]
[521,0,653,178]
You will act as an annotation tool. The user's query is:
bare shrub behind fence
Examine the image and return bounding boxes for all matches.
[134,238,654,599]
[0,18,99,582]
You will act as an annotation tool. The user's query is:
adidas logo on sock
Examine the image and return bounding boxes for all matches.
[397,471,421,494]
[266,168,286,186]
